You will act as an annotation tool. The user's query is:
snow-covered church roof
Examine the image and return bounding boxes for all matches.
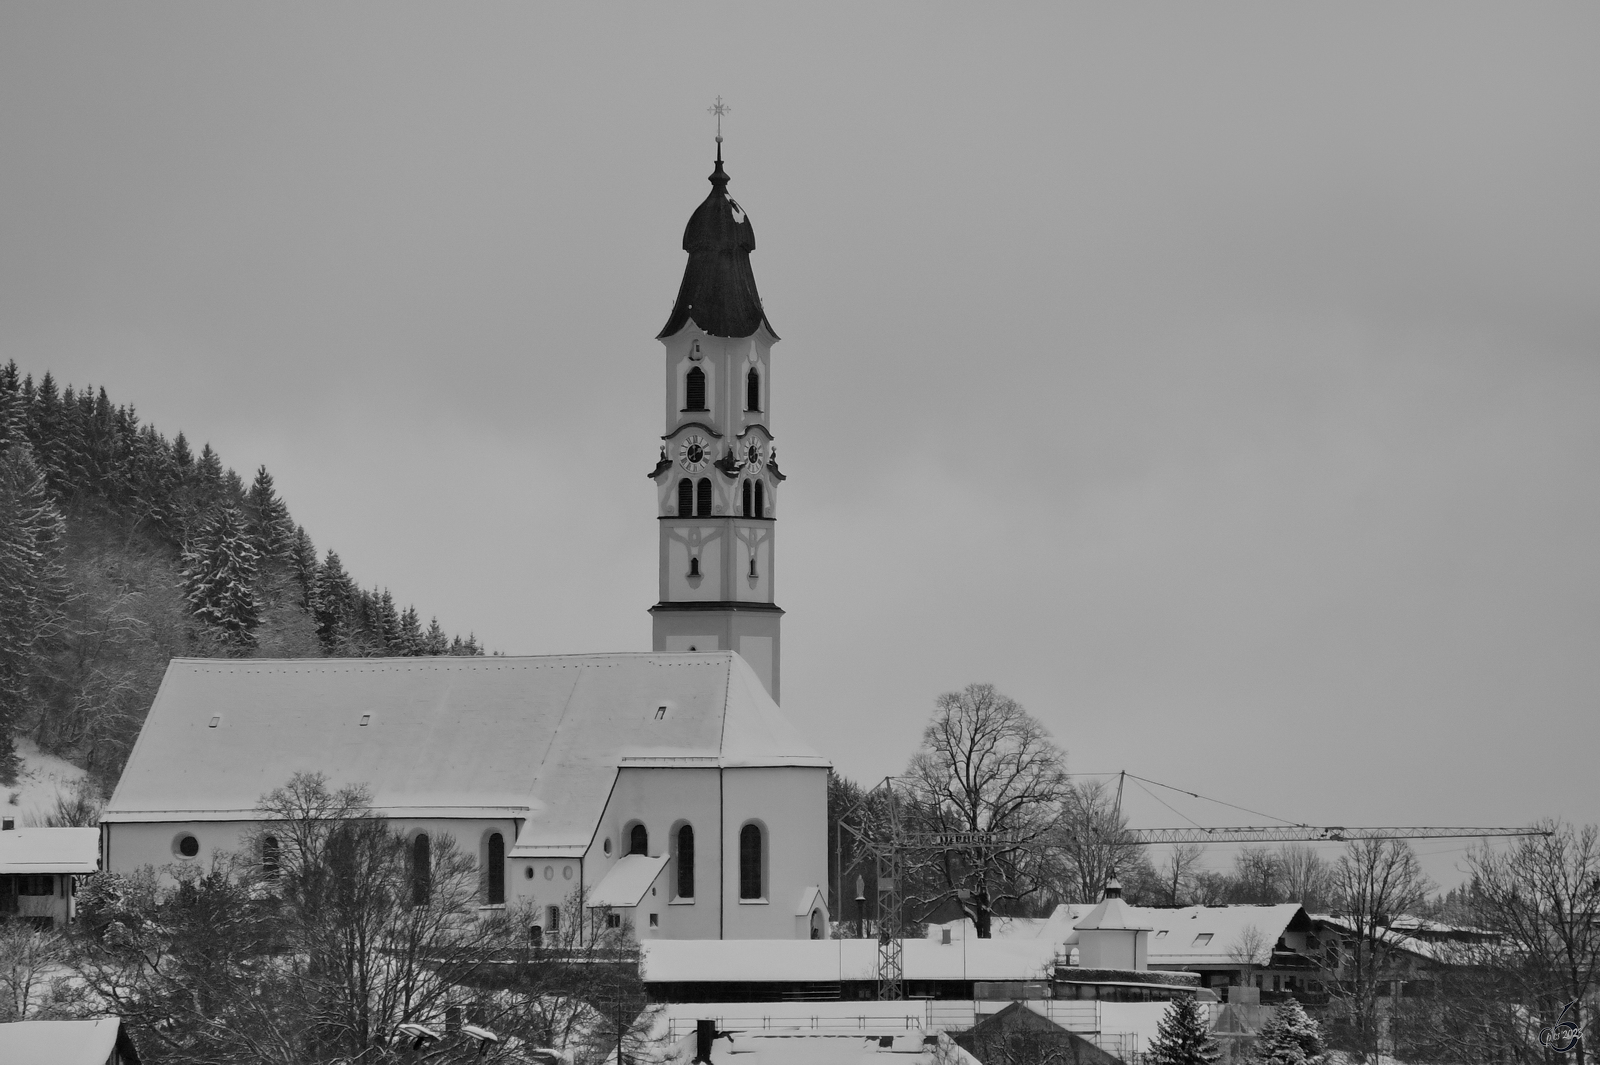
[104,651,826,851]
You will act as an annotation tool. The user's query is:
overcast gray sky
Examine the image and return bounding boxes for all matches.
[2,4,1595,887]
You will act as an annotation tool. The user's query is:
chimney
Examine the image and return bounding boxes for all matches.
[696,1019,717,1063]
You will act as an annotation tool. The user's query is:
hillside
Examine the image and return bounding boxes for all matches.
[0,360,483,794]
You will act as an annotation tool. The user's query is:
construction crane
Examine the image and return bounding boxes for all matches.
[834,773,1550,1002]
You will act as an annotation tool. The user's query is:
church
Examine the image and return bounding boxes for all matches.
[100,139,830,942]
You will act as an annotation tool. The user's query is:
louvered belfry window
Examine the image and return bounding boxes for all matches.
[754,482,765,518]
[696,478,712,516]
[685,367,706,410]
[677,479,693,516]
[742,480,752,517]
[746,367,760,411]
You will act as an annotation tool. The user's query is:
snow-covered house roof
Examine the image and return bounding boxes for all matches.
[1141,904,1308,967]
[590,854,670,908]
[0,1018,139,1064]
[641,937,1058,984]
[104,652,826,853]
[0,827,100,874]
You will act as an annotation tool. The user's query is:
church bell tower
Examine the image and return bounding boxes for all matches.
[648,135,784,701]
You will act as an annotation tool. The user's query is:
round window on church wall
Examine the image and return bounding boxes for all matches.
[524,867,535,880]
[544,866,554,881]
[175,834,199,858]
[563,865,573,880]
[603,838,612,855]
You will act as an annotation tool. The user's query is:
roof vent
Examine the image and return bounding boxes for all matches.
[209,715,221,728]
[360,714,371,727]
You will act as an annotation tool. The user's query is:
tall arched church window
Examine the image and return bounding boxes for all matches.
[261,835,280,879]
[629,823,649,856]
[754,482,765,518]
[677,479,693,517]
[741,480,752,517]
[746,367,761,412]
[487,832,505,904]
[696,478,712,516]
[685,367,706,411]
[676,824,695,899]
[411,834,431,906]
[739,824,763,900]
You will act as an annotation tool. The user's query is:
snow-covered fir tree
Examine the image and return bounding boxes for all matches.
[312,550,356,651]
[181,505,262,648]
[0,406,69,781]
[398,606,423,656]
[376,589,402,652]
[289,525,318,607]
[1250,999,1325,1065]
[245,465,293,559]
[1147,997,1222,1065]
[423,617,450,656]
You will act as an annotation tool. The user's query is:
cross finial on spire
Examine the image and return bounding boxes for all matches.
[707,96,731,161]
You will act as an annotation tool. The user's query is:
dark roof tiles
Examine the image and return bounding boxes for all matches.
[657,157,778,340]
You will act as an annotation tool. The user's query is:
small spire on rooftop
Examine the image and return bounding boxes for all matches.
[707,95,731,164]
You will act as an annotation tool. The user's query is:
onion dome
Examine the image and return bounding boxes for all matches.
[657,154,778,340]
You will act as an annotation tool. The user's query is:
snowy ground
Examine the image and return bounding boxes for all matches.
[4,736,90,825]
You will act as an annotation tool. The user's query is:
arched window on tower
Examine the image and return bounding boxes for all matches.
[411,834,431,906]
[676,824,695,900]
[261,835,280,879]
[741,480,752,517]
[677,479,693,517]
[685,367,706,411]
[739,823,764,900]
[746,367,761,412]
[486,832,505,904]
[629,823,649,856]
[696,478,712,516]
[689,557,700,578]
[754,482,766,518]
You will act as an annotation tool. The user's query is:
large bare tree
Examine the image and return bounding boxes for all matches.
[1322,836,1432,1062]
[903,683,1070,937]
[1054,778,1151,904]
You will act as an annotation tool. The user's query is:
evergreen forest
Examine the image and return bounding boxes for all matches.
[0,361,483,792]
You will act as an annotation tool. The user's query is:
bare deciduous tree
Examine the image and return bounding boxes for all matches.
[903,683,1070,937]
[1158,843,1207,906]
[1276,844,1331,911]
[1322,836,1432,1062]
[1055,778,1150,905]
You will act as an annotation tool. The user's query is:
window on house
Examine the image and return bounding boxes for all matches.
[739,824,763,900]
[529,924,543,946]
[606,912,622,929]
[696,478,712,516]
[487,833,505,904]
[1154,930,1168,938]
[676,824,695,899]
[677,479,693,517]
[412,834,432,905]
[685,367,706,410]
[629,824,648,856]
[655,705,668,720]
[1193,933,1213,946]
[261,835,280,879]
[749,557,757,578]
[547,905,561,931]
[746,367,760,411]
[742,480,752,517]
[754,482,765,517]
[649,912,659,927]
[688,557,700,578]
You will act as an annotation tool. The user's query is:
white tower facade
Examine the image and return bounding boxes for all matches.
[648,149,784,701]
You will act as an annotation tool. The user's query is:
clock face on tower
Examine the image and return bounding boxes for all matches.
[678,435,710,472]
[742,438,765,472]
